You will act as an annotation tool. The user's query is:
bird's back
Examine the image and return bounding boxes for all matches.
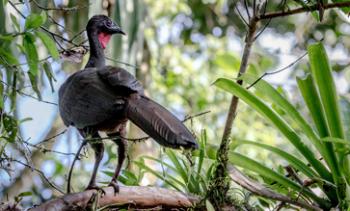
[59,67,125,129]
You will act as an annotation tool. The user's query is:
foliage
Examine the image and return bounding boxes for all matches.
[135,130,215,195]
[215,42,350,209]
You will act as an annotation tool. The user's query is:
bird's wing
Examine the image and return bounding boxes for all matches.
[97,66,144,95]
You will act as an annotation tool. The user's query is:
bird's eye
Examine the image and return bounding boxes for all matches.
[105,20,112,27]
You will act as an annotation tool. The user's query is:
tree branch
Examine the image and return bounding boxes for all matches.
[228,165,322,211]
[32,186,199,210]
[258,2,350,20]
[32,0,89,12]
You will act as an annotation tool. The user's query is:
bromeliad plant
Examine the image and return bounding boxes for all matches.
[215,42,350,209]
[134,130,216,196]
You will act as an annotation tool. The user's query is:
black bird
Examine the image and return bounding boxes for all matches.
[58,15,197,193]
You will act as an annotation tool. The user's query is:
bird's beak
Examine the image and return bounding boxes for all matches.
[110,23,126,35]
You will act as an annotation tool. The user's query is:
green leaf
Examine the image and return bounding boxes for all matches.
[213,52,240,72]
[9,71,17,111]
[229,152,330,208]
[42,62,56,92]
[322,137,350,146]
[214,78,333,182]
[297,75,329,137]
[28,72,41,100]
[134,160,183,191]
[233,140,318,178]
[0,47,19,65]
[308,43,345,139]
[242,74,325,156]
[241,74,339,202]
[0,0,5,34]
[166,149,188,183]
[25,12,46,30]
[3,114,17,142]
[23,33,39,76]
[17,191,32,197]
[19,117,33,123]
[0,35,14,42]
[197,131,206,180]
[340,98,350,141]
[10,13,20,32]
[35,31,59,59]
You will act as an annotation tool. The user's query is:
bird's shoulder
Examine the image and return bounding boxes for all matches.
[97,66,144,94]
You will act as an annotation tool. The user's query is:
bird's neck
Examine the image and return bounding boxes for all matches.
[86,31,105,68]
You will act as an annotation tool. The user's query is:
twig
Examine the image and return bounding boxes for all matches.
[70,29,86,42]
[183,110,210,122]
[254,18,271,40]
[8,1,80,47]
[246,52,307,89]
[258,2,350,20]
[235,5,248,26]
[244,0,251,20]
[67,140,88,193]
[221,16,258,142]
[285,165,304,186]
[47,14,70,32]
[35,129,67,145]
[22,139,77,156]
[228,165,323,211]
[9,158,65,194]
[32,0,89,12]
[105,56,139,69]
[0,79,58,106]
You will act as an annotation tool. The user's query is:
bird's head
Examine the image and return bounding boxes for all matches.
[86,15,125,49]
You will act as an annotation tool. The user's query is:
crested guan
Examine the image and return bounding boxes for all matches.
[58,15,198,193]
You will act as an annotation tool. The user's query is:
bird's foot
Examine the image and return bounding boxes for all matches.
[85,184,106,196]
[108,180,119,195]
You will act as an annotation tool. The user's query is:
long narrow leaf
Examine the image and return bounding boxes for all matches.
[166,150,188,183]
[297,75,340,192]
[36,31,59,59]
[308,43,345,139]
[242,74,325,156]
[233,140,318,178]
[23,33,39,76]
[134,160,183,192]
[297,75,329,137]
[229,152,330,208]
[214,78,332,183]
[308,43,347,198]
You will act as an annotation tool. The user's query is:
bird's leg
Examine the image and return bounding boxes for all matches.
[85,132,105,194]
[108,125,127,194]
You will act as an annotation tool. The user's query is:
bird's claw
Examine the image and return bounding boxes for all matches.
[85,185,106,196]
[108,180,119,195]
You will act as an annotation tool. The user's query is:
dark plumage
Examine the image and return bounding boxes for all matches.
[58,15,197,193]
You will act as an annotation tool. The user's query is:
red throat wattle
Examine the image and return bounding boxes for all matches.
[98,32,111,49]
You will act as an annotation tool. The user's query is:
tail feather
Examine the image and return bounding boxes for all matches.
[126,95,198,149]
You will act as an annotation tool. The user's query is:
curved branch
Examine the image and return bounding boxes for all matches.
[32,186,200,210]
[228,165,322,211]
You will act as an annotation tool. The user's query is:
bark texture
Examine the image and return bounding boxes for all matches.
[31,186,199,210]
